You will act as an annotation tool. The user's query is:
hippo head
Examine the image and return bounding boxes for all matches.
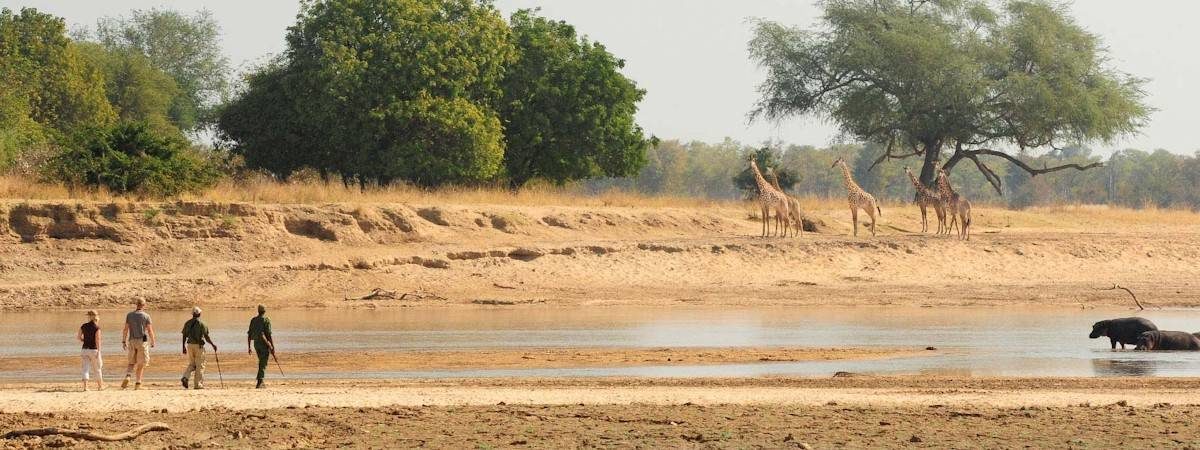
[1135,331,1156,350]
[1089,320,1111,339]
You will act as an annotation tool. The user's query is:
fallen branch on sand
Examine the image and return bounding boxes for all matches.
[3,423,171,441]
[344,288,397,301]
[1100,284,1148,310]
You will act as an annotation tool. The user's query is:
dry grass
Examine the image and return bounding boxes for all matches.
[0,175,737,209]
[4,174,1197,229]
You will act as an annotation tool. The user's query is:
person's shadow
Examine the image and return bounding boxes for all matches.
[1091,358,1157,377]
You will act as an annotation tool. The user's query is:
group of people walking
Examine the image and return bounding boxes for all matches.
[76,299,278,391]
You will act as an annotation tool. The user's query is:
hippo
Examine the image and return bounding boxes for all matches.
[1089,317,1157,349]
[1135,331,1200,350]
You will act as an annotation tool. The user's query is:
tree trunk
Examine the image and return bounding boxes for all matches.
[918,139,942,187]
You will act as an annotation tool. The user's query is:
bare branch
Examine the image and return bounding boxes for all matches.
[964,152,1003,195]
[4,423,171,442]
[1101,284,1146,311]
[968,148,1104,176]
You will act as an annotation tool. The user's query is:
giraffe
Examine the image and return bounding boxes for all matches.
[904,166,945,233]
[937,168,972,240]
[766,167,804,236]
[748,157,790,237]
[831,157,880,237]
[935,167,959,235]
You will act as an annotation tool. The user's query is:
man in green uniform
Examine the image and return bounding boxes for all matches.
[181,306,217,389]
[246,304,275,389]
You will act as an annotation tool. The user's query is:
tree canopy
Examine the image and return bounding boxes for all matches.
[87,8,231,131]
[219,0,516,186]
[748,0,1150,193]
[219,1,649,188]
[499,9,651,187]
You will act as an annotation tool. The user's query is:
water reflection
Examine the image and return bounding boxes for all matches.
[3,306,1200,379]
[1092,358,1158,377]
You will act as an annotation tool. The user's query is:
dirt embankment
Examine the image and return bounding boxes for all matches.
[2,200,1198,310]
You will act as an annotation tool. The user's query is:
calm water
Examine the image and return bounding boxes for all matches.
[3,307,1200,380]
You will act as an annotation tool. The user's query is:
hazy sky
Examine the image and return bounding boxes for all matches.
[9,0,1199,155]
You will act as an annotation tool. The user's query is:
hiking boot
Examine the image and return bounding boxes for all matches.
[181,377,189,389]
[121,376,130,389]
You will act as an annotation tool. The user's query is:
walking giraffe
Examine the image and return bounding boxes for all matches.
[937,168,972,240]
[748,157,791,237]
[766,167,804,236]
[831,157,880,237]
[931,166,960,236]
[904,166,945,233]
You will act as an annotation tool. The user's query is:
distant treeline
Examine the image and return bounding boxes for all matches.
[588,139,1200,210]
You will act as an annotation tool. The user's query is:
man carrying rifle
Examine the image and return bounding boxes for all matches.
[246,304,276,389]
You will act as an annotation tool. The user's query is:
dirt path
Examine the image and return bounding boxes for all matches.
[4,378,1200,448]
[0,347,923,380]
[5,377,1200,413]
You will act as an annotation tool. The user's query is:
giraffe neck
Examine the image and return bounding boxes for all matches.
[908,172,932,196]
[938,174,955,195]
[837,162,860,192]
[750,163,773,194]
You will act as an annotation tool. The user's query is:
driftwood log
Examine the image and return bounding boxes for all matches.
[3,422,171,441]
[345,288,397,301]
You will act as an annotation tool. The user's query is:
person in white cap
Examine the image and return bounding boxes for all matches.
[77,310,103,391]
[180,306,217,389]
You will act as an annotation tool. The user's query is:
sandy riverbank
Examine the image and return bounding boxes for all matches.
[3,377,1200,448]
[0,346,925,381]
[3,201,1199,311]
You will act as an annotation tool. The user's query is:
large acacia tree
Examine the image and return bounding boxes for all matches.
[749,0,1150,192]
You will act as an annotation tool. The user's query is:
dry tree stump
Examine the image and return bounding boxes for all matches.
[3,422,171,442]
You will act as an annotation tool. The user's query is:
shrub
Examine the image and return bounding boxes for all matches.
[48,121,218,196]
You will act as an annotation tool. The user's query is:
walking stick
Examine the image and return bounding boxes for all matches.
[271,352,285,377]
[213,349,225,389]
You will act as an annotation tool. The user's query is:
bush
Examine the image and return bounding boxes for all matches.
[48,121,218,196]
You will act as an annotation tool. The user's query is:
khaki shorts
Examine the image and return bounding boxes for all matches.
[126,340,150,368]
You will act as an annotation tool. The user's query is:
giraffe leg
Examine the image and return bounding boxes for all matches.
[919,203,927,233]
[760,204,768,238]
[868,203,877,237]
[850,207,858,237]
[936,203,945,234]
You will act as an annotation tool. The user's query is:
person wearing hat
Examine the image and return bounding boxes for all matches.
[181,306,217,389]
[77,310,103,391]
[121,298,156,390]
[246,304,275,389]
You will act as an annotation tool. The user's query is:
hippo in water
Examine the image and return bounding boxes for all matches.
[1089,317,1157,349]
[1135,331,1200,351]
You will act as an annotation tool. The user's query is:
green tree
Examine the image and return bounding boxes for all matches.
[89,8,230,131]
[76,43,182,136]
[0,7,115,132]
[49,121,217,196]
[499,9,650,187]
[733,147,796,199]
[219,0,515,186]
[748,0,1150,194]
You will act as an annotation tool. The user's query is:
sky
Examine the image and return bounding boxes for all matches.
[7,0,1199,155]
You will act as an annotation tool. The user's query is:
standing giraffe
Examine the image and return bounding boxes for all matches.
[831,157,880,237]
[934,167,959,235]
[938,168,972,240]
[904,166,945,233]
[748,157,790,237]
[766,167,804,236]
